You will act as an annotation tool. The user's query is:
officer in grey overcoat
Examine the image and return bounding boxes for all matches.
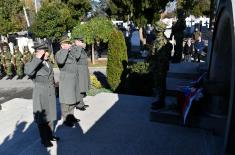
[55,36,81,127]
[73,36,90,111]
[24,42,59,147]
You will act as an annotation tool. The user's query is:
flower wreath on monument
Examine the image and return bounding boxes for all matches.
[177,72,207,124]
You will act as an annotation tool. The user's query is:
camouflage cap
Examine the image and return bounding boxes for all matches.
[154,21,167,32]
[24,46,29,50]
[2,42,9,47]
[60,34,72,44]
[73,35,84,41]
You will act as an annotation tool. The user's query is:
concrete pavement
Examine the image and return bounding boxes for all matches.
[0,93,223,155]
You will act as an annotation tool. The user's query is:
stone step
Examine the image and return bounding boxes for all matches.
[167,72,200,80]
[150,108,226,135]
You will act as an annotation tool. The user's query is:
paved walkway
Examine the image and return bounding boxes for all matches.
[0,93,222,155]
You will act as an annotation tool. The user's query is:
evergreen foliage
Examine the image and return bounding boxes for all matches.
[31,1,73,40]
[177,0,211,17]
[106,0,171,26]
[0,0,27,35]
[107,30,128,92]
[72,17,114,44]
[31,0,91,40]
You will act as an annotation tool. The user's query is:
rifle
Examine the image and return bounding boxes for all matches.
[3,54,6,71]
[13,53,17,70]
[23,54,27,64]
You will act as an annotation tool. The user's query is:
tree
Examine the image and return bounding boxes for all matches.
[72,17,114,64]
[0,0,27,35]
[107,30,128,92]
[177,0,211,17]
[62,0,92,22]
[31,1,74,40]
[105,0,171,45]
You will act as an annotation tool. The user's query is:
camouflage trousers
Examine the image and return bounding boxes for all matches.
[3,63,13,76]
[0,64,3,76]
[154,70,167,102]
[14,63,24,76]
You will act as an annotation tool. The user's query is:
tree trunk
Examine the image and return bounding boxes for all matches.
[139,27,146,46]
[91,43,95,64]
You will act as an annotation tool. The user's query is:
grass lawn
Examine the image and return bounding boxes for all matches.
[88,59,107,67]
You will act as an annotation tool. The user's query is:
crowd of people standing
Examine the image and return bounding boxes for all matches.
[183,28,205,63]
[0,43,33,80]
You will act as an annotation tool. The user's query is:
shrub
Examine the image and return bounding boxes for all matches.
[125,62,154,96]
[107,30,128,92]
[129,62,149,74]
[90,74,102,89]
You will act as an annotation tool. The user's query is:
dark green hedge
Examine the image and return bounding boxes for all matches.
[107,30,128,92]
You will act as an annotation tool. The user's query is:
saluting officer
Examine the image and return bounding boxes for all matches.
[73,36,90,111]
[55,36,81,127]
[24,42,59,147]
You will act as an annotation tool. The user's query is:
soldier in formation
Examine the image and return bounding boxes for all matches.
[23,46,32,64]
[151,21,173,110]
[0,43,13,80]
[12,45,24,79]
[24,41,59,147]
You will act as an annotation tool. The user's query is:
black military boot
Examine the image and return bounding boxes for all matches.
[63,115,75,127]
[151,100,165,110]
[75,106,86,111]
[71,115,80,123]
[46,124,60,141]
[6,75,14,80]
[17,75,24,80]
[38,124,53,147]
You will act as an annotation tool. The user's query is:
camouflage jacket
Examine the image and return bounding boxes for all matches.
[12,52,23,64]
[152,33,172,72]
[23,52,32,64]
[1,51,12,65]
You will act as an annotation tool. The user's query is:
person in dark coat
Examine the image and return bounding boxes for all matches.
[55,36,81,127]
[183,38,193,62]
[24,41,59,147]
[194,36,205,62]
[73,36,90,111]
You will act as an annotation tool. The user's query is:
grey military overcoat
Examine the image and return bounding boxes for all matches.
[24,57,56,124]
[76,47,90,93]
[55,47,82,105]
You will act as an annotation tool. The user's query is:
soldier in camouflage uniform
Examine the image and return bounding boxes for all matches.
[0,45,4,79]
[151,21,173,110]
[0,43,13,80]
[23,46,32,64]
[12,45,24,79]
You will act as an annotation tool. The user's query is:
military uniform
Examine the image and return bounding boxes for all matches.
[55,36,81,127]
[24,42,59,147]
[151,21,173,110]
[72,36,90,110]
[0,48,4,79]
[23,46,32,64]
[0,44,13,80]
[12,46,24,79]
